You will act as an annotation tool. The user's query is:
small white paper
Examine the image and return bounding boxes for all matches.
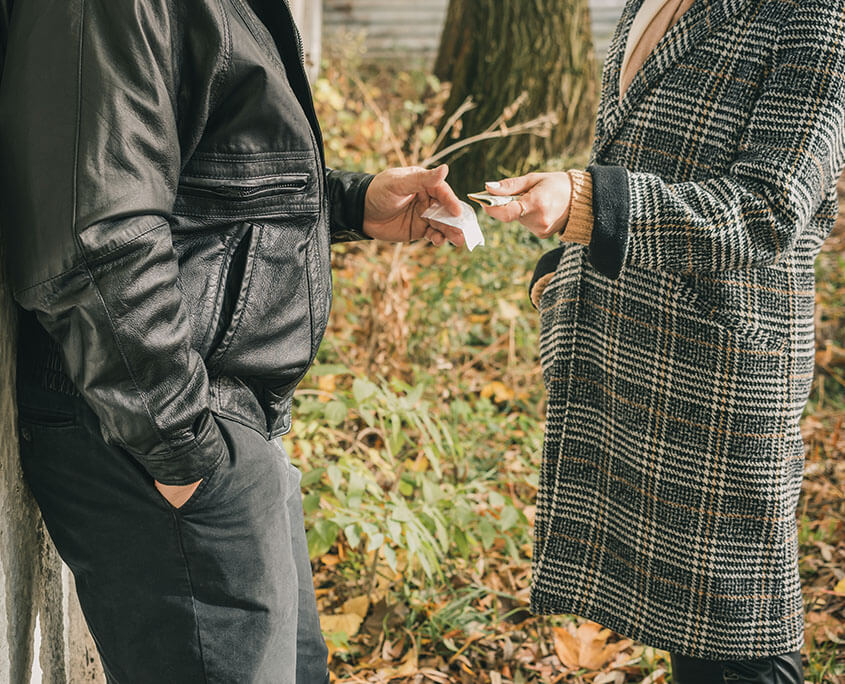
[421,200,486,251]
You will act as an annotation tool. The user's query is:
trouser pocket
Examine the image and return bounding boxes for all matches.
[20,398,326,684]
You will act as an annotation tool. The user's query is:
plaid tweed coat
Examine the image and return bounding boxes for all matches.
[531,0,845,658]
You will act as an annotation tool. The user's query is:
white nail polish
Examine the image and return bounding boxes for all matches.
[486,181,501,189]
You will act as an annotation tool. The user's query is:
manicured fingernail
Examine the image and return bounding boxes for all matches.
[486,181,501,189]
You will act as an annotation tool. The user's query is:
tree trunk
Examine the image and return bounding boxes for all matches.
[434,0,598,196]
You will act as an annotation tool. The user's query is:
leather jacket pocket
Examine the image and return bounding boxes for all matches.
[173,152,321,223]
[206,224,261,364]
[204,218,321,395]
[179,173,308,203]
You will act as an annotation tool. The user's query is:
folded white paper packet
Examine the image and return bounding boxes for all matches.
[421,201,486,251]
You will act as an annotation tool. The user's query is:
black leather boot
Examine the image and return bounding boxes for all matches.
[670,652,803,684]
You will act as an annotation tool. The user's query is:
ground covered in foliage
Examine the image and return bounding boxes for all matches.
[283,57,845,683]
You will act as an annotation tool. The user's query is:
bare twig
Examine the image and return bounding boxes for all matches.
[492,91,530,130]
[348,70,408,167]
[421,112,557,168]
[455,332,510,375]
[432,96,477,153]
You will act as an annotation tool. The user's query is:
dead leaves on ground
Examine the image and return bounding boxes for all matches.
[800,409,845,666]
[552,623,633,672]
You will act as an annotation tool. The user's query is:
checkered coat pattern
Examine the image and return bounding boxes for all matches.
[532,0,845,658]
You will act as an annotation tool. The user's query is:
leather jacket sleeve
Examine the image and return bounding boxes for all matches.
[0,0,225,485]
[326,168,375,243]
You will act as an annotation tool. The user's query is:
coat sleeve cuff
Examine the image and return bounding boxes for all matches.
[560,170,595,245]
[586,165,630,279]
[325,169,376,243]
[529,246,566,310]
[131,410,227,485]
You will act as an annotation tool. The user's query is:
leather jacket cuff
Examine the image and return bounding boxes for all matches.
[326,169,375,243]
[135,411,227,485]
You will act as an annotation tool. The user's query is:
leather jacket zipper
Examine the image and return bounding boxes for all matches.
[280,0,306,68]
[179,174,309,201]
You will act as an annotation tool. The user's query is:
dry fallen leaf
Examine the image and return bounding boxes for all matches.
[552,625,581,670]
[806,610,845,648]
[481,381,515,404]
[834,577,845,596]
[377,645,419,679]
[816,343,845,369]
[498,299,521,322]
[341,595,371,619]
[321,554,340,567]
[410,453,430,473]
[317,374,336,401]
[640,668,667,684]
[319,612,365,659]
[552,621,633,672]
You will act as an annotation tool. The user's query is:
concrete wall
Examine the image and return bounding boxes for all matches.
[290,0,322,81]
[322,0,627,62]
[0,248,104,682]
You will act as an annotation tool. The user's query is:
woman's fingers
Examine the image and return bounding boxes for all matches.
[482,199,527,223]
[485,174,541,196]
[481,173,543,225]
[483,172,573,239]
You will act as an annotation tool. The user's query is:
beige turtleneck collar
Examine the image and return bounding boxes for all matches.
[620,0,696,99]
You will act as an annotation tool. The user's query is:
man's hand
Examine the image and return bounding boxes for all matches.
[155,479,202,509]
[363,165,466,247]
[481,173,573,239]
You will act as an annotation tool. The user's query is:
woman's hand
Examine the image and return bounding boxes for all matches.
[481,172,573,239]
[363,164,466,247]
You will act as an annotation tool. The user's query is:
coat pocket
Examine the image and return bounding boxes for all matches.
[669,274,788,356]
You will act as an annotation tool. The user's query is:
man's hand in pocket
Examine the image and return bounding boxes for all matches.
[155,480,202,509]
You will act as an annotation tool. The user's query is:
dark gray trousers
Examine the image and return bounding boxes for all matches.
[17,382,329,684]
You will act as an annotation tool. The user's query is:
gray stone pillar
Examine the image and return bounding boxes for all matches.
[289,0,322,81]
[0,245,104,683]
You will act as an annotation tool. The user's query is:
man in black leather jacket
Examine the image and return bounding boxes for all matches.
[0,0,464,681]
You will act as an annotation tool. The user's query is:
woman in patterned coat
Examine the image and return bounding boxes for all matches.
[481,0,845,681]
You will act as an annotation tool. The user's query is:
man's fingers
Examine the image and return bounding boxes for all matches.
[422,164,449,187]
[423,165,462,217]
[391,165,445,193]
[427,219,466,247]
[426,228,445,246]
[486,174,540,196]
[387,165,462,217]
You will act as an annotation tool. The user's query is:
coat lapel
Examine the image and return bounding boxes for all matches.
[593,0,643,146]
[596,0,751,158]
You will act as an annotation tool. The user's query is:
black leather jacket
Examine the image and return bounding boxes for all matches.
[0,0,373,484]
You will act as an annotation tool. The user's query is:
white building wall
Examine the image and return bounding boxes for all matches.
[322,0,627,62]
